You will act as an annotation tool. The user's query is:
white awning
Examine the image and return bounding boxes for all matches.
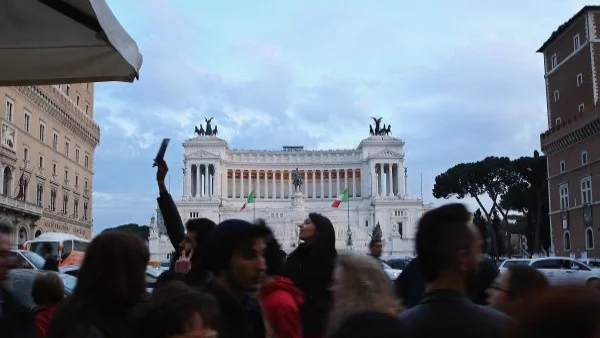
[0,0,143,86]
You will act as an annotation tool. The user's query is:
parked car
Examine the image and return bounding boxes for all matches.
[498,258,531,274]
[513,257,600,286]
[7,269,77,312]
[8,249,47,270]
[579,258,600,270]
[381,262,401,281]
[59,264,162,293]
[381,256,412,271]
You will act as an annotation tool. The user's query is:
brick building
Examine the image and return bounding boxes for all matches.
[539,6,600,258]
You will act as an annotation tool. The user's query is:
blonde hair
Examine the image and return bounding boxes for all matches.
[327,252,401,335]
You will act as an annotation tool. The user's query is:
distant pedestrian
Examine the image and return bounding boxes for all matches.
[41,243,59,272]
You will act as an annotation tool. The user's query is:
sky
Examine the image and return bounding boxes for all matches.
[92,0,590,232]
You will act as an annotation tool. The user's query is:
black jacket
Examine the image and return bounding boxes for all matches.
[394,256,500,308]
[282,243,336,336]
[398,290,514,338]
[394,257,425,309]
[43,256,59,272]
[205,280,265,338]
[0,286,35,338]
[155,191,211,289]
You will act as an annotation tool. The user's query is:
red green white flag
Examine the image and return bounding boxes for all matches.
[331,188,348,208]
[240,190,255,211]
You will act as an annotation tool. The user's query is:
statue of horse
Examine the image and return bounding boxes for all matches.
[369,125,374,136]
[213,125,218,136]
[292,168,303,191]
[194,125,205,136]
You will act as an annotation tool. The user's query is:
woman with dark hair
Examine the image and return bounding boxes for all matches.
[283,212,337,338]
[47,232,150,338]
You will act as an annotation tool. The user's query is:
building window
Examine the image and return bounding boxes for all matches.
[85,104,89,115]
[53,132,58,150]
[582,151,588,165]
[75,148,80,163]
[84,155,89,169]
[39,122,45,142]
[76,94,80,106]
[555,117,562,126]
[38,156,43,168]
[74,199,78,217]
[581,177,592,205]
[559,183,569,209]
[84,179,88,191]
[586,227,595,250]
[577,73,583,86]
[553,90,559,102]
[52,163,57,176]
[23,110,31,132]
[75,175,79,187]
[551,54,557,69]
[65,141,70,157]
[65,85,70,96]
[50,189,56,211]
[62,195,68,214]
[5,97,14,122]
[564,231,571,251]
[64,169,68,182]
[23,147,29,164]
[83,202,88,220]
[36,184,43,207]
[579,103,585,112]
[560,161,566,173]
[574,34,581,50]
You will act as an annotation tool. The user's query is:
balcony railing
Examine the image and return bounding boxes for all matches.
[0,194,43,217]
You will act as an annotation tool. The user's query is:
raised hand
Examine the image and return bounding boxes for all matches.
[156,159,168,183]
[174,249,193,274]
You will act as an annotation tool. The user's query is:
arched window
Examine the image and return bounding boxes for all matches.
[2,167,12,196]
[34,229,42,238]
[564,231,571,251]
[586,228,595,250]
[18,227,28,246]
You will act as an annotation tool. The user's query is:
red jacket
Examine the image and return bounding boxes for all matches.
[259,277,304,338]
[35,306,57,338]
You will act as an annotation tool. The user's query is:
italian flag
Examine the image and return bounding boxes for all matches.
[332,188,348,208]
[240,190,255,211]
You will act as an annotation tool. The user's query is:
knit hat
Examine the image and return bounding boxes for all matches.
[204,219,270,274]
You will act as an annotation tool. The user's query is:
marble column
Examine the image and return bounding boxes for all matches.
[204,165,209,197]
[371,162,377,196]
[272,170,277,199]
[328,170,332,198]
[232,169,236,198]
[344,169,348,194]
[320,170,324,198]
[264,170,269,199]
[280,170,284,199]
[352,169,356,197]
[197,165,201,198]
[240,170,245,198]
[312,170,316,199]
[336,169,340,197]
[388,163,393,196]
[304,170,308,196]
[257,170,261,199]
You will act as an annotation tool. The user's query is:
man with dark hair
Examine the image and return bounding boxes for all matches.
[0,221,34,338]
[32,272,65,337]
[368,238,383,260]
[255,219,303,338]
[398,203,512,338]
[155,160,216,289]
[487,265,549,317]
[41,243,59,272]
[204,219,269,338]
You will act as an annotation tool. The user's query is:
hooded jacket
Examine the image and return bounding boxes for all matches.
[259,277,304,338]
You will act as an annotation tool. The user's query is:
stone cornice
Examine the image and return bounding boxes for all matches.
[358,136,405,149]
[541,117,600,155]
[15,86,100,149]
[42,210,91,229]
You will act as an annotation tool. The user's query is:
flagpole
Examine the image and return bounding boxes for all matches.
[346,187,352,250]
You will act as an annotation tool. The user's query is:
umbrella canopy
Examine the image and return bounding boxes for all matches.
[0,0,143,86]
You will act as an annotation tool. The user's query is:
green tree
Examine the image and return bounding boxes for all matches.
[102,223,150,242]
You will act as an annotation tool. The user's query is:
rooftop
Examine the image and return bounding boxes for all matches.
[537,6,600,53]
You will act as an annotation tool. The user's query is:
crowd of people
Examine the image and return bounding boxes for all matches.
[1,160,600,338]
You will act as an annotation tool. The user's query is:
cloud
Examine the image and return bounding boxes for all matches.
[89,0,589,231]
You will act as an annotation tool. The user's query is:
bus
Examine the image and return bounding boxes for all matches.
[22,232,90,267]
